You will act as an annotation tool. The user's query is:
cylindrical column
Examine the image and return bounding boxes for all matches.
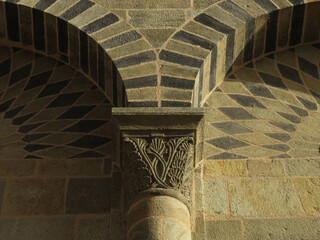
[126,195,191,240]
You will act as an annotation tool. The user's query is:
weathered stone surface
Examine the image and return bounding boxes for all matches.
[245,218,320,240]
[0,180,5,211]
[247,159,284,176]
[96,0,190,9]
[286,159,320,175]
[78,218,111,240]
[140,29,175,48]
[193,0,220,9]
[294,178,320,215]
[66,178,111,214]
[2,179,65,215]
[0,218,74,240]
[205,160,247,176]
[162,219,191,240]
[38,159,103,176]
[203,179,228,216]
[205,220,242,240]
[127,196,190,229]
[229,179,301,216]
[128,10,185,28]
[0,160,35,177]
[128,218,161,240]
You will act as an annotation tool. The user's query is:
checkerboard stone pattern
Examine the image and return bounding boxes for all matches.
[201,43,320,239]
[0,46,121,240]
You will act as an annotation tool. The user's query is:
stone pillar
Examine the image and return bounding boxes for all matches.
[112,108,204,240]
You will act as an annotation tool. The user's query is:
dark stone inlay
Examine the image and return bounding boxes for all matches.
[297,96,317,110]
[5,2,20,41]
[289,4,305,46]
[265,10,279,53]
[112,63,118,107]
[37,80,69,98]
[211,121,252,134]
[215,87,222,92]
[58,18,68,54]
[277,112,301,123]
[98,46,105,90]
[194,13,235,72]
[161,76,194,90]
[245,62,254,68]
[63,120,107,133]
[12,112,36,125]
[66,178,111,214]
[262,144,290,152]
[68,135,111,149]
[32,8,45,51]
[10,63,32,86]
[209,46,217,91]
[161,101,191,107]
[207,136,248,150]
[0,181,6,211]
[34,0,56,11]
[123,75,157,89]
[173,30,215,50]
[267,54,274,59]
[219,107,257,119]
[269,121,296,132]
[4,105,25,118]
[311,90,320,104]
[159,50,203,68]
[60,0,95,21]
[128,101,158,107]
[222,2,251,60]
[115,51,156,68]
[69,150,105,158]
[24,155,42,159]
[58,105,95,119]
[219,0,253,22]
[24,70,53,91]
[287,104,308,117]
[259,72,287,89]
[82,12,118,33]
[208,152,247,160]
[101,30,142,49]
[194,13,234,34]
[229,94,266,108]
[277,63,303,84]
[289,0,304,4]
[242,82,276,99]
[22,133,49,143]
[18,122,45,133]
[254,0,278,11]
[198,63,204,104]
[24,144,52,152]
[0,98,15,113]
[47,92,84,108]
[80,31,88,74]
[0,59,11,78]
[270,154,292,159]
[298,57,319,78]
[265,133,291,142]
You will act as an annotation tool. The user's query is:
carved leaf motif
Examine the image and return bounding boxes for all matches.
[123,136,193,200]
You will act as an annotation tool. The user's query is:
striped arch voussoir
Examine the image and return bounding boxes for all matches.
[160,0,320,107]
[0,0,157,107]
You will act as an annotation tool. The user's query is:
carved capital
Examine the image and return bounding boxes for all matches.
[122,135,194,201]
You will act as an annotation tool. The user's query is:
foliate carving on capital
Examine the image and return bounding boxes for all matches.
[123,136,194,201]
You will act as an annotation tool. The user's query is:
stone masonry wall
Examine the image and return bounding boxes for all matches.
[199,43,320,239]
[0,46,122,240]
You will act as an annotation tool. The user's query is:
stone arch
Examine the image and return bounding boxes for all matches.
[159,0,320,107]
[0,0,158,107]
